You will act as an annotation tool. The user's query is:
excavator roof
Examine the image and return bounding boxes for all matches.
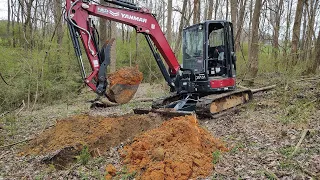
[185,20,232,30]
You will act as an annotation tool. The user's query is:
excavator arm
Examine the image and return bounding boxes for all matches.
[66,0,180,97]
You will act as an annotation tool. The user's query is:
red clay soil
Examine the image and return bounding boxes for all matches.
[108,66,143,86]
[120,115,228,180]
[23,114,164,168]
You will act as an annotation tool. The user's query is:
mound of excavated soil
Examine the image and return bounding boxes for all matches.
[120,115,228,180]
[108,66,143,86]
[23,114,164,169]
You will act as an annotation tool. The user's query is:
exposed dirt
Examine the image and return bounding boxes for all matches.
[120,115,228,180]
[108,66,143,86]
[22,113,164,169]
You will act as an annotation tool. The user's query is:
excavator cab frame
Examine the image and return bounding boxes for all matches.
[177,21,236,95]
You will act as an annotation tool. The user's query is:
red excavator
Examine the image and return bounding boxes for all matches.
[65,0,252,117]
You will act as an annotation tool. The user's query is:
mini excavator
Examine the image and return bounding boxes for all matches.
[65,0,252,117]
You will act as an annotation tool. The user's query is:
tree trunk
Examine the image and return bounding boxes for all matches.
[174,0,188,54]
[272,0,284,70]
[305,0,319,62]
[166,0,172,44]
[284,0,293,62]
[312,31,320,73]
[7,0,10,38]
[235,0,247,51]
[110,20,117,72]
[248,0,253,46]
[207,0,214,19]
[230,0,237,40]
[291,0,304,65]
[54,0,63,45]
[214,0,219,20]
[246,0,263,84]
[225,0,229,20]
[99,1,107,46]
[193,0,200,24]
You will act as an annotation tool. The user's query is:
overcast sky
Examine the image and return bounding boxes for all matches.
[0,0,6,20]
[0,0,7,20]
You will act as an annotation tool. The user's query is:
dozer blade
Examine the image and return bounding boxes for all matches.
[195,89,252,117]
[133,108,194,117]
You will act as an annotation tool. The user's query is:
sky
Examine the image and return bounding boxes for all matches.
[0,0,7,20]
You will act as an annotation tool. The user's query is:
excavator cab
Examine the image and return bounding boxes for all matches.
[179,20,236,94]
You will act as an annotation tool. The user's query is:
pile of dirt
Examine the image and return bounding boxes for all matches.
[108,66,143,86]
[22,114,164,169]
[120,115,228,180]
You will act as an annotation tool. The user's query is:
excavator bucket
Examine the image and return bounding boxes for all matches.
[105,66,143,104]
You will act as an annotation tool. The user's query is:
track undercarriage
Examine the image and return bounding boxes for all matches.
[134,89,253,117]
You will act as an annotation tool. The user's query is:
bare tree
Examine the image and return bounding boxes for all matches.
[214,0,219,20]
[174,0,188,54]
[304,0,319,61]
[166,0,173,44]
[7,0,10,37]
[271,0,284,68]
[54,0,63,45]
[193,0,200,24]
[230,0,237,43]
[247,0,263,84]
[207,0,214,19]
[291,0,304,64]
[235,0,247,51]
[99,1,108,46]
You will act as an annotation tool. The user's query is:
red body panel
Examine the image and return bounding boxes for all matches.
[210,78,235,89]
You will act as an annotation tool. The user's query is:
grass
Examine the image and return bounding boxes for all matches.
[212,150,222,164]
[279,146,295,157]
[116,166,137,180]
[230,143,245,154]
[76,145,91,165]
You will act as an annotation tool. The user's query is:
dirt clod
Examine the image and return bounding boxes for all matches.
[120,115,228,180]
[106,164,117,176]
[108,66,143,86]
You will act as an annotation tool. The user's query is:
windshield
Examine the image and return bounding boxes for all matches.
[183,25,204,73]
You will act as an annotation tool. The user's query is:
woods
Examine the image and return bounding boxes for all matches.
[0,0,320,111]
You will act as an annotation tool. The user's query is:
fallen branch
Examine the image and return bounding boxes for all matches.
[237,85,250,89]
[237,85,276,93]
[294,76,320,83]
[15,100,25,116]
[0,137,33,149]
[251,85,276,94]
[290,129,309,157]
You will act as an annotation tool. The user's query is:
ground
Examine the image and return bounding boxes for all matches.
[0,77,319,180]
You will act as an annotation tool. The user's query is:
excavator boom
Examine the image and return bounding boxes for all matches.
[66,0,179,96]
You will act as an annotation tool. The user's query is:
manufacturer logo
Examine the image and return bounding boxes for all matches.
[121,13,147,23]
[109,10,119,16]
[195,74,206,80]
[97,7,108,14]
